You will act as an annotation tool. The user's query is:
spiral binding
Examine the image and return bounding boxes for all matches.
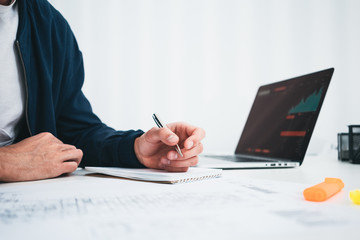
[171,173,222,184]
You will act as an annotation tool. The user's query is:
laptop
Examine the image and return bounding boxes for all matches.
[199,68,334,169]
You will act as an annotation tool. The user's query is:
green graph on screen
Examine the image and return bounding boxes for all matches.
[289,88,323,114]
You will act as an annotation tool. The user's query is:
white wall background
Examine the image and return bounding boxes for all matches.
[49,0,360,154]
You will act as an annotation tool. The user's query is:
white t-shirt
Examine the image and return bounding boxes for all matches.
[0,0,25,146]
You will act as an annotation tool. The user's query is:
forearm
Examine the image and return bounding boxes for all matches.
[0,147,10,181]
[0,145,26,182]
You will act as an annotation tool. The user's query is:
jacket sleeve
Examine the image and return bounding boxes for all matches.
[55,20,145,168]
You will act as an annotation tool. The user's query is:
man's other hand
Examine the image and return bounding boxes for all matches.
[0,132,83,182]
[134,122,205,172]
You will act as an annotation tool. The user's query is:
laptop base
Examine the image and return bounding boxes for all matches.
[198,155,299,169]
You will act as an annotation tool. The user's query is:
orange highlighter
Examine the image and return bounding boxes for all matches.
[303,178,344,202]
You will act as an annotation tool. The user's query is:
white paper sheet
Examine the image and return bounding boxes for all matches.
[0,172,358,240]
[85,166,222,183]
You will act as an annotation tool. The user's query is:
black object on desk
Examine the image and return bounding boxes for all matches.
[338,133,349,161]
[338,125,360,164]
[348,125,360,164]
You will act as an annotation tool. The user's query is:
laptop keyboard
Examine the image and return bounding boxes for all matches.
[203,155,274,163]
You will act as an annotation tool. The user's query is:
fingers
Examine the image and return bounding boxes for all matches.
[158,142,203,170]
[166,122,205,150]
[55,148,83,176]
[59,148,83,165]
[163,166,189,172]
[48,147,82,179]
[62,161,80,174]
[59,144,77,151]
[160,155,199,169]
[166,142,203,161]
[183,127,206,150]
[135,122,205,172]
[144,127,179,146]
[152,123,205,172]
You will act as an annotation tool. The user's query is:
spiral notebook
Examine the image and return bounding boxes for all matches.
[84,167,222,184]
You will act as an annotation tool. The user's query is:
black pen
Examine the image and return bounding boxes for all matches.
[152,113,183,157]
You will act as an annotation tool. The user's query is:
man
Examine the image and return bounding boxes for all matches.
[0,0,205,182]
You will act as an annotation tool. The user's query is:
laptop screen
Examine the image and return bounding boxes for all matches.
[235,68,334,163]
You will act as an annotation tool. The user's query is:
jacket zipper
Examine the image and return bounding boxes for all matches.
[15,40,32,137]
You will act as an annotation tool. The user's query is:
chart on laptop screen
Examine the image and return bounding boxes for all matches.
[235,71,331,161]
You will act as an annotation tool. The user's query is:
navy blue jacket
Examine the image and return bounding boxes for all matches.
[15,0,145,168]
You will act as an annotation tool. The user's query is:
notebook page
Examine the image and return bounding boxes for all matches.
[84,167,222,183]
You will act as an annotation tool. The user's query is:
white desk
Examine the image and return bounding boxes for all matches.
[216,152,360,189]
[1,150,359,240]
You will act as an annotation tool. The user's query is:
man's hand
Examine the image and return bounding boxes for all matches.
[0,132,83,182]
[134,122,205,172]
